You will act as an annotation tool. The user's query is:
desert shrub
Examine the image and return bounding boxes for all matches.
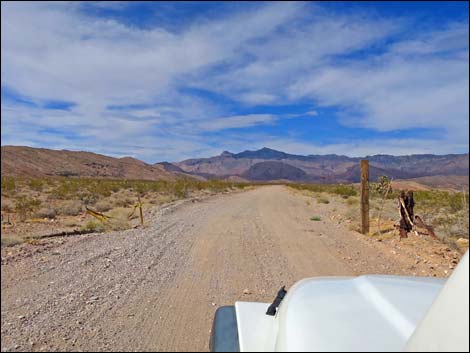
[106,208,131,231]
[111,195,134,208]
[173,180,189,198]
[346,197,359,206]
[1,177,16,196]
[317,197,330,204]
[310,216,321,221]
[95,200,112,212]
[15,196,41,221]
[414,190,468,214]
[59,200,83,216]
[51,182,77,199]
[36,206,57,219]
[370,175,392,198]
[28,179,44,192]
[80,220,105,233]
[77,191,99,206]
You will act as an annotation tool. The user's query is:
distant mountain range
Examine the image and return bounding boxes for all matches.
[1,146,469,189]
[174,147,469,183]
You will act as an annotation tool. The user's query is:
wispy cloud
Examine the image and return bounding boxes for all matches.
[1,1,468,162]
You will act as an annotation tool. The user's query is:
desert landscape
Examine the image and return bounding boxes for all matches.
[1,146,468,351]
[2,2,469,351]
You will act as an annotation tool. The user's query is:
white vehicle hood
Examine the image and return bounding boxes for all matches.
[236,275,446,352]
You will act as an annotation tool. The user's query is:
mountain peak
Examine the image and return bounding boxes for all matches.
[220,151,233,157]
[234,147,288,159]
[259,147,279,152]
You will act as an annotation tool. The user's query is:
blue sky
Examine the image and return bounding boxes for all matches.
[1,1,468,162]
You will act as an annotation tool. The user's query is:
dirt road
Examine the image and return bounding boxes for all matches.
[0,185,447,351]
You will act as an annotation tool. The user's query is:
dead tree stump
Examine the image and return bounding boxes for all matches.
[398,190,415,239]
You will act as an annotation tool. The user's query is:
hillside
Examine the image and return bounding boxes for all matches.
[2,146,468,188]
[176,147,469,185]
[1,146,175,180]
[394,175,469,191]
[242,161,307,181]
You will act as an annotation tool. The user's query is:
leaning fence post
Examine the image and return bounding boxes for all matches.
[361,160,369,234]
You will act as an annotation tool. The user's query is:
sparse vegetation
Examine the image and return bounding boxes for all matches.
[310,216,321,221]
[289,183,357,197]
[346,197,359,206]
[1,176,16,196]
[316,196,330,204]
[80,220,106,233]
[28,179,45,192]
[343,183,469,245]
[370,175,392,198]
[1,176,253,244]
[14,196,41,221]
[95,200,112,213]
[35,206,57,219]
[60,200,83,216]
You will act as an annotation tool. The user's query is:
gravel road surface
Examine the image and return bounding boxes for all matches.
[1,185,440,351]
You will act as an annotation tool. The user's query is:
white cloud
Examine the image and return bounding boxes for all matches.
[194,114,276,132]
[287,24,469,141]
[1,2,468,162]
[305,111,318,117]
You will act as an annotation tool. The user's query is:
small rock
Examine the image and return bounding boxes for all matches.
[243,288,251,295]
[18,315,25,320]
[211,302,217,307]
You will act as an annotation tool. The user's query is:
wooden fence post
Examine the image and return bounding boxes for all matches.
[138,195,144,226]
[361,160,369,234]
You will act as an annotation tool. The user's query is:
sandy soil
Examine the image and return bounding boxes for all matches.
[1,185,464,352]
